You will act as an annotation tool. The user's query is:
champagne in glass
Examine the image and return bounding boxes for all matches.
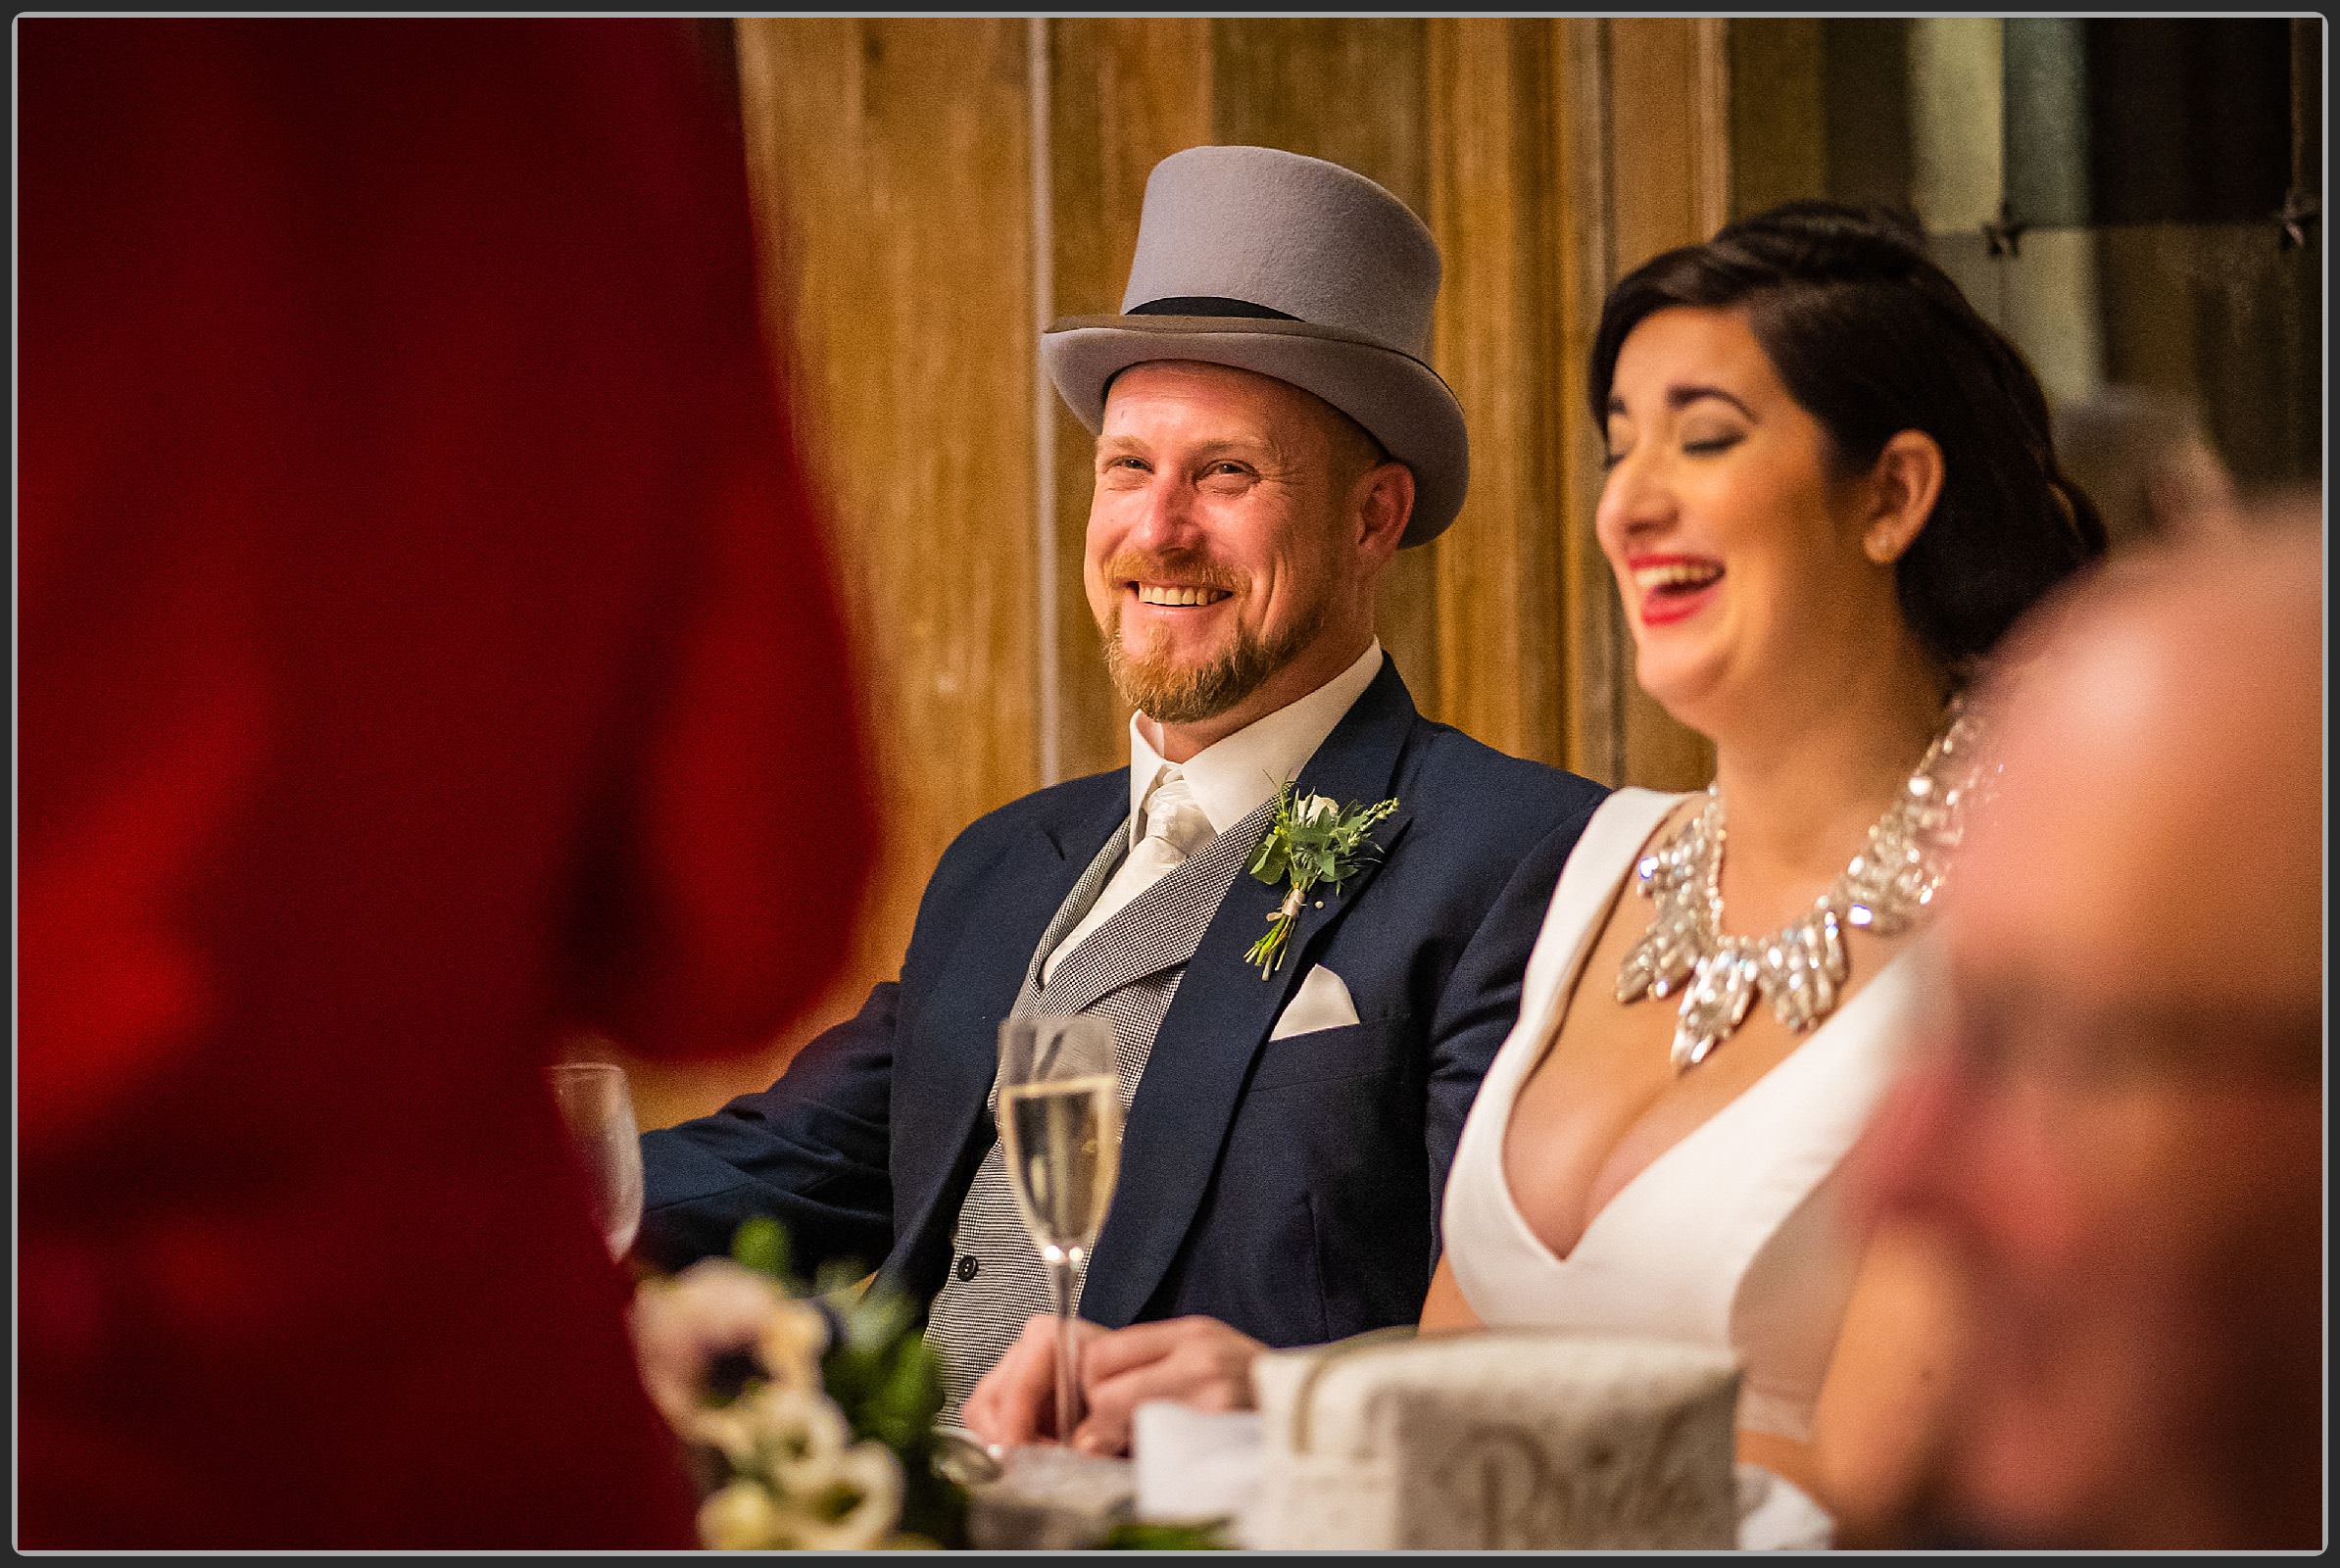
[999,1073,1122,1261]
[997,1015,1123,1445]
[547,1060,645,1257]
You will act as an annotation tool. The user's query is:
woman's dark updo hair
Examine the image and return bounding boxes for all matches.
[1589,200,2106,672]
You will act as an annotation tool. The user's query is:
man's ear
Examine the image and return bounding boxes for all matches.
[1861,429,1944,565]
[1356,461,1415,562]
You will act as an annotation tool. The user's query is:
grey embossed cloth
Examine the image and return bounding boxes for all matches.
[1240,1331,1754,1550]
[1131,1396,1831,1549]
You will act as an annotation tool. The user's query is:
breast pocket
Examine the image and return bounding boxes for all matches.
[1245,1018,1410,1093]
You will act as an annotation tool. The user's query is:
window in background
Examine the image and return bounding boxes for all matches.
[1731,17,2319,494]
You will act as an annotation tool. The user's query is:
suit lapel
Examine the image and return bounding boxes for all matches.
[1020,821,1136,1004]
[1038,798,1269,1019]
[889,778,1127,1289]
[1080,661,1422,1327]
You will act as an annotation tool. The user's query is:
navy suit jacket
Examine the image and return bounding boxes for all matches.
[640,662,1607,1348]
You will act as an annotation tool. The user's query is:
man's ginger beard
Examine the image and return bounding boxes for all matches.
[1097,553,1328,725]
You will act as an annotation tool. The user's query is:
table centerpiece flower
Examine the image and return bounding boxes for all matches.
[628,1218,967,1549]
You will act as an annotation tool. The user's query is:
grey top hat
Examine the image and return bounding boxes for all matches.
[1041,145,1468,548]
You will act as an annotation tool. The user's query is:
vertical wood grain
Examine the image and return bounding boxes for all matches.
[1550,20,1628,787]
[1730,20,1830,219]
[1044,19,1215,784]
[627,19,1041,1129]
[1422,19,1567,765]
[1599,18,1727,792]
[1207,20,1445,714]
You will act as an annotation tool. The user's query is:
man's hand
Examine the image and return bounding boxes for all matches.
[961,1313,1105,1448]
[961,1313,1266,1457]
[1069,1316,1266,1456]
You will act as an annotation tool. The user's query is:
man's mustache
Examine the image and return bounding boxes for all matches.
[1101,551,1244,594]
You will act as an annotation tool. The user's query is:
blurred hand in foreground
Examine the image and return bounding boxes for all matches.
[963,1313,1265,1456]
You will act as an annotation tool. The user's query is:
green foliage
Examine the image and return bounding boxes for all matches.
[1246,779,1398,893]
[822,1291,943,1455]
[728,1214,792,1282]
[1243,778,1400,976]
[1100,1518,1235,1549]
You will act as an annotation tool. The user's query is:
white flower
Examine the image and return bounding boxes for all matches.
[761,1386,853,1490]
[632,1255,912,1551]
[697,1381,852,1485]
[694,1436,902,1550]
[698,1480,787,1550]
[756,1297,831,1391]
[791,1441,905,1550]
[629,1258,824,1431]
[1300,792,1341,824]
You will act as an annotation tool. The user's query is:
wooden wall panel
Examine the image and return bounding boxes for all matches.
[1599,19,1728,792]
[1423,20,1567,765]
[625,19,1041,1129]
[1045,19,1214,784]
[1550,21,1629,786]
[1207,20,1445,716]
[1729,20,1830,220]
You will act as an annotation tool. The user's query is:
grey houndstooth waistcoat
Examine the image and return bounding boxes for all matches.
[925,797,1276,1421]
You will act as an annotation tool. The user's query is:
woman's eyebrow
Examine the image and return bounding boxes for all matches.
[1666,383,1755,418]
[1606,383,1757,419]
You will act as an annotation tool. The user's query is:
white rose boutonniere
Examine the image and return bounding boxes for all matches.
[1243,778,1399,979]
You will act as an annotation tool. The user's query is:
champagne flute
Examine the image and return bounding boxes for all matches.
[996,1014,1124,1446]
[547,1061,645,1257]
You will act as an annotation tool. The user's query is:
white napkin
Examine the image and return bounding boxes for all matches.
[1132,1401,1267,1525]
[1734,1462,1835,1549]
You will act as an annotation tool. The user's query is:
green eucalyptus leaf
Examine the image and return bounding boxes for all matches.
[1100,1518,1234,1549]
[729,1216,792,1282]
[858,1339,944,1449]
[1244,779,1396,981]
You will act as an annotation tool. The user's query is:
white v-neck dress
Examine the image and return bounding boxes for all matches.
[1441,788,1917,1442]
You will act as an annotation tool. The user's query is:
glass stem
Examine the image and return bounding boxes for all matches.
[1049,1250,1080,1445]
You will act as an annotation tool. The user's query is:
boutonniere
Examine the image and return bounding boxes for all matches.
[1243,778,1400,979]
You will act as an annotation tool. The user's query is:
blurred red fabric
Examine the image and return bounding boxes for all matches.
[20,19,874,1548]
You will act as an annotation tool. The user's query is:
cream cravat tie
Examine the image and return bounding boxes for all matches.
[1129,767,1210,877]
[1041,765,1211,984]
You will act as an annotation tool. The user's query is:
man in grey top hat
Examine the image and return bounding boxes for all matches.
[639,145,1608,1430]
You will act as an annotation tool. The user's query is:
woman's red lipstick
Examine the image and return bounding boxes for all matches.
[1627,553,1725,627]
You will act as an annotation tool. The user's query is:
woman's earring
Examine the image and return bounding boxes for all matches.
[1866,529,1902,564]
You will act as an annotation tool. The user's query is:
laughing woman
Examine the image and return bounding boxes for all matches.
[1424,202,2105,1532]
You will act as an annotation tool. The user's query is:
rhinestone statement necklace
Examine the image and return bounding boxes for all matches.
[1616,699,1987,1072]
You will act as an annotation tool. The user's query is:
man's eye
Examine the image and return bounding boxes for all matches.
[1600,449,1627,471]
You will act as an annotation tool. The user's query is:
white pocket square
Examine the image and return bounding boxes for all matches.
[1268,963,1361,1041]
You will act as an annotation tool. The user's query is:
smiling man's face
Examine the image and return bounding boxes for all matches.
[1083,361,1398,741]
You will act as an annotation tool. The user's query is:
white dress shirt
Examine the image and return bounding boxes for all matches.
[1041,640,1385,985]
